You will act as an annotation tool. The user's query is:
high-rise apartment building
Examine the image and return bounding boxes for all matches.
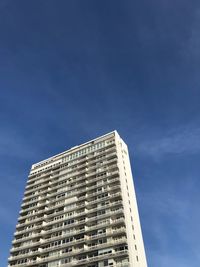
[8,131,147,267]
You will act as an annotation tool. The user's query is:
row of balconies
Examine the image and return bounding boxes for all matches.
[9,247,128,267]
[19,173,120,216]
[11,228,126,259]
[18,189,120,228]
[10,247,128,266]
[39,166,118,200]
[42,206,124,228]
[30,140,115,175]
[11,232,127,255]
[50,184,120,204]
[15,192,122,235]
[23,157,118,202]
[25,150,117,193]
[14,218,124,246]
[15,216,125,244]
[42,236,127,256]
[22,164,119,207]
[20,182,121,220]
[15,201,123,242]
[27,144,116,184]
[13,209,124,251]
[42,216,124,238]
[45,199,122,223]
[17,192,120,231]
[21,167,116,209]
[45,169,118,206]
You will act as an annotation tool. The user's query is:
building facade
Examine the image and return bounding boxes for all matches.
[8,131,147,267]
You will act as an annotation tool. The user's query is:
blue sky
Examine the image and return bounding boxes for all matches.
[0,1,200,266]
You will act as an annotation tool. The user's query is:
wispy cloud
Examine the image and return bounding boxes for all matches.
[135,124,200,159]
[150,252,193,267]
[139,175,200,267]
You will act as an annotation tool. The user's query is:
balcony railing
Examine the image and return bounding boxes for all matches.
[26,146,116,185]
[15,192,122,236]
[25,151,117,194]
[21,165,118,207]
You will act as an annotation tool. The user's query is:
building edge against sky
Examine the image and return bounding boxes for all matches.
[8,130,148,267]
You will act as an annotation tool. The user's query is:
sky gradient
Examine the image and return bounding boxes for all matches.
[1,1,200,266]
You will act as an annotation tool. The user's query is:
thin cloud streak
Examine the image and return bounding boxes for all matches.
[151,252,193,267]
[139,175,200,267]
[136,125,200,159]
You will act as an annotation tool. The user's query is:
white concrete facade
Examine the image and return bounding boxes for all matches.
[8,131,147,267]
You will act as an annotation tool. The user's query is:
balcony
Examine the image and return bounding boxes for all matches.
[72,250,129,266]
[9,240,128,267]
[21,164,118,208]
[26,146,116,185]
[16,216,45,228]
[10,239,42,252]
[14,223,44,236]
[8,249,40,261]
[15,193,122,237]
[26,149,116,193]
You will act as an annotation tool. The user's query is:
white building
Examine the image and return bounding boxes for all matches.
[8,131,148,267]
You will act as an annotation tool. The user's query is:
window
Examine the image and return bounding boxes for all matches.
[64,219,74,225]
[62,237,73,244]
[62,247,72,253]
[98,228,106,234]
[62,141,106,162]
[98,238,107,244]
[98,210,106,216]
[61,258,71,264]
[48,260,60,267]
[98,248,112,255]
[103,260,109,266]
[98,193,108,199]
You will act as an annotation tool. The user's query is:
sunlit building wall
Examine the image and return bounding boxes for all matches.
[8,131,147,267]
